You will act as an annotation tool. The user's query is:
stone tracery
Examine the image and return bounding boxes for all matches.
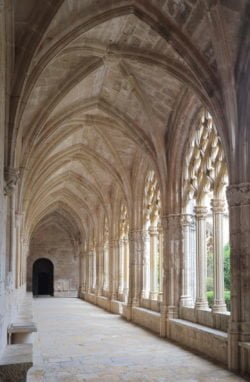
[182,110,229,313]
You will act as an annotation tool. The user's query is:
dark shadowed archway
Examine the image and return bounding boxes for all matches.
[32,258,54,296]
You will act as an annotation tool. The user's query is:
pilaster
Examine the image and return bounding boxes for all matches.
[126,229,143,320]
[141,229,150,299]
[227,183,250,372]
[211,199,227,313]
[149,225,158,300]
[180,214,194,307]
[118,238,124,296]
[161,214,182,337]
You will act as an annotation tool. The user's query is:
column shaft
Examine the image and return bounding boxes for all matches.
[211,199,227,312]
[123,236,129,299]
[180,214,193,307]
[194,206,209,310]
[149,225,158,300]
[142,230,150,299]
[118,239,124,296]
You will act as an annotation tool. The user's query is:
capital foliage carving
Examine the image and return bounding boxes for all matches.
[181,213,193,227]
[227,183,250,207]
[194,206,207,219]
[211,199,225,213]
[4,167,20,196]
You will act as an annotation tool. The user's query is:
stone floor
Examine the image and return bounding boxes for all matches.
[28,298,247,382]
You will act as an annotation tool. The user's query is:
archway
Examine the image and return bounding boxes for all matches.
[32,258,54,296]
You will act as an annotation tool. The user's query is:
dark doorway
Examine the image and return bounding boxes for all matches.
[32,258,54,296]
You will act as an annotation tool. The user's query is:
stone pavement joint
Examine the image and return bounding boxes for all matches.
[27,298,246,382]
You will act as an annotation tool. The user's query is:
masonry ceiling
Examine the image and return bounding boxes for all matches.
[10,0,246,239]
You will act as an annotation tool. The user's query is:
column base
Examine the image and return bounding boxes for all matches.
[195,299,209,310]
[149,291,158,300]
[160,305,167,337]
[123,287,128,297]
[158,292,163,303]
[96,288,103,297]
[111,292,118,301]
[132,298,139,307]
[228,322,240,371]
[118,287,124,295]
[212,302,227,313]
[141,290,149,299]
[180,295,194,307]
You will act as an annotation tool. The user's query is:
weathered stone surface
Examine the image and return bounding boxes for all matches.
[28,298,245,382]
[0,0,250,378]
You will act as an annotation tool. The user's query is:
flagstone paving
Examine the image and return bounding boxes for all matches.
[27,298,247,381]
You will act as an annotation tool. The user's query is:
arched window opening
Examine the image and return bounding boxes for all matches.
[103,216,109,294]
[32,258,54,296]
[118,204,129,302]
[182,111,229,312]
[142,171,162,303]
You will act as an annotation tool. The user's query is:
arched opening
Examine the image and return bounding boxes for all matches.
[32,258,54,296]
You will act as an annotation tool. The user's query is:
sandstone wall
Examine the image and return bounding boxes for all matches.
[27,224,79,297]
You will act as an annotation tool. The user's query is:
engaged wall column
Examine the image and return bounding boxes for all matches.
[149,224,158,300]
[180,214,193,307]
[211,199,226,312]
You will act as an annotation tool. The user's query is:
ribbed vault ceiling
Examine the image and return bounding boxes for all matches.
[11,0,245,241]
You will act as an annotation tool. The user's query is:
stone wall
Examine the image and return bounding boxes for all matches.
[27,224,79,297]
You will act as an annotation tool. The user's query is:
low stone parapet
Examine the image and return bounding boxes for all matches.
[0,344,33,382]
[169,318,228,365]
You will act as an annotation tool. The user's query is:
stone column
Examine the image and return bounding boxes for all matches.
[123,235,129,300]
[88,249,93,293]
[149,225,158,300]
[79,250,85,296]
[4,168,19,277]
[158,224,163,302]
[110,239,119,301]
[190,218,196,303]
[96,245,103,296]
[103,243,109,291]
[126,229,142,319]
[211,199,227,312]
[22,239,29,287]
[81,252,87,297]
[180,214,194,307]
[92,248,96,290]
[15,212,22,288]
[108,240,113,300]
[194,206,209,310]
[141,229,150,299]
[118,238,124,296]
[226,183,250,372]
[160,214,182,337]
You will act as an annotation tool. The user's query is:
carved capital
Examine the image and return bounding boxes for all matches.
[88,250,94,257]
[227,183,250,207]
[148,225,158,236]
[181,213,193,227]
[4,167,20,196]
[194,206,207,219]
[211,199,225,213]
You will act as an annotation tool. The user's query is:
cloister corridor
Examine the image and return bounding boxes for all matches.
[27,298,245,382]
